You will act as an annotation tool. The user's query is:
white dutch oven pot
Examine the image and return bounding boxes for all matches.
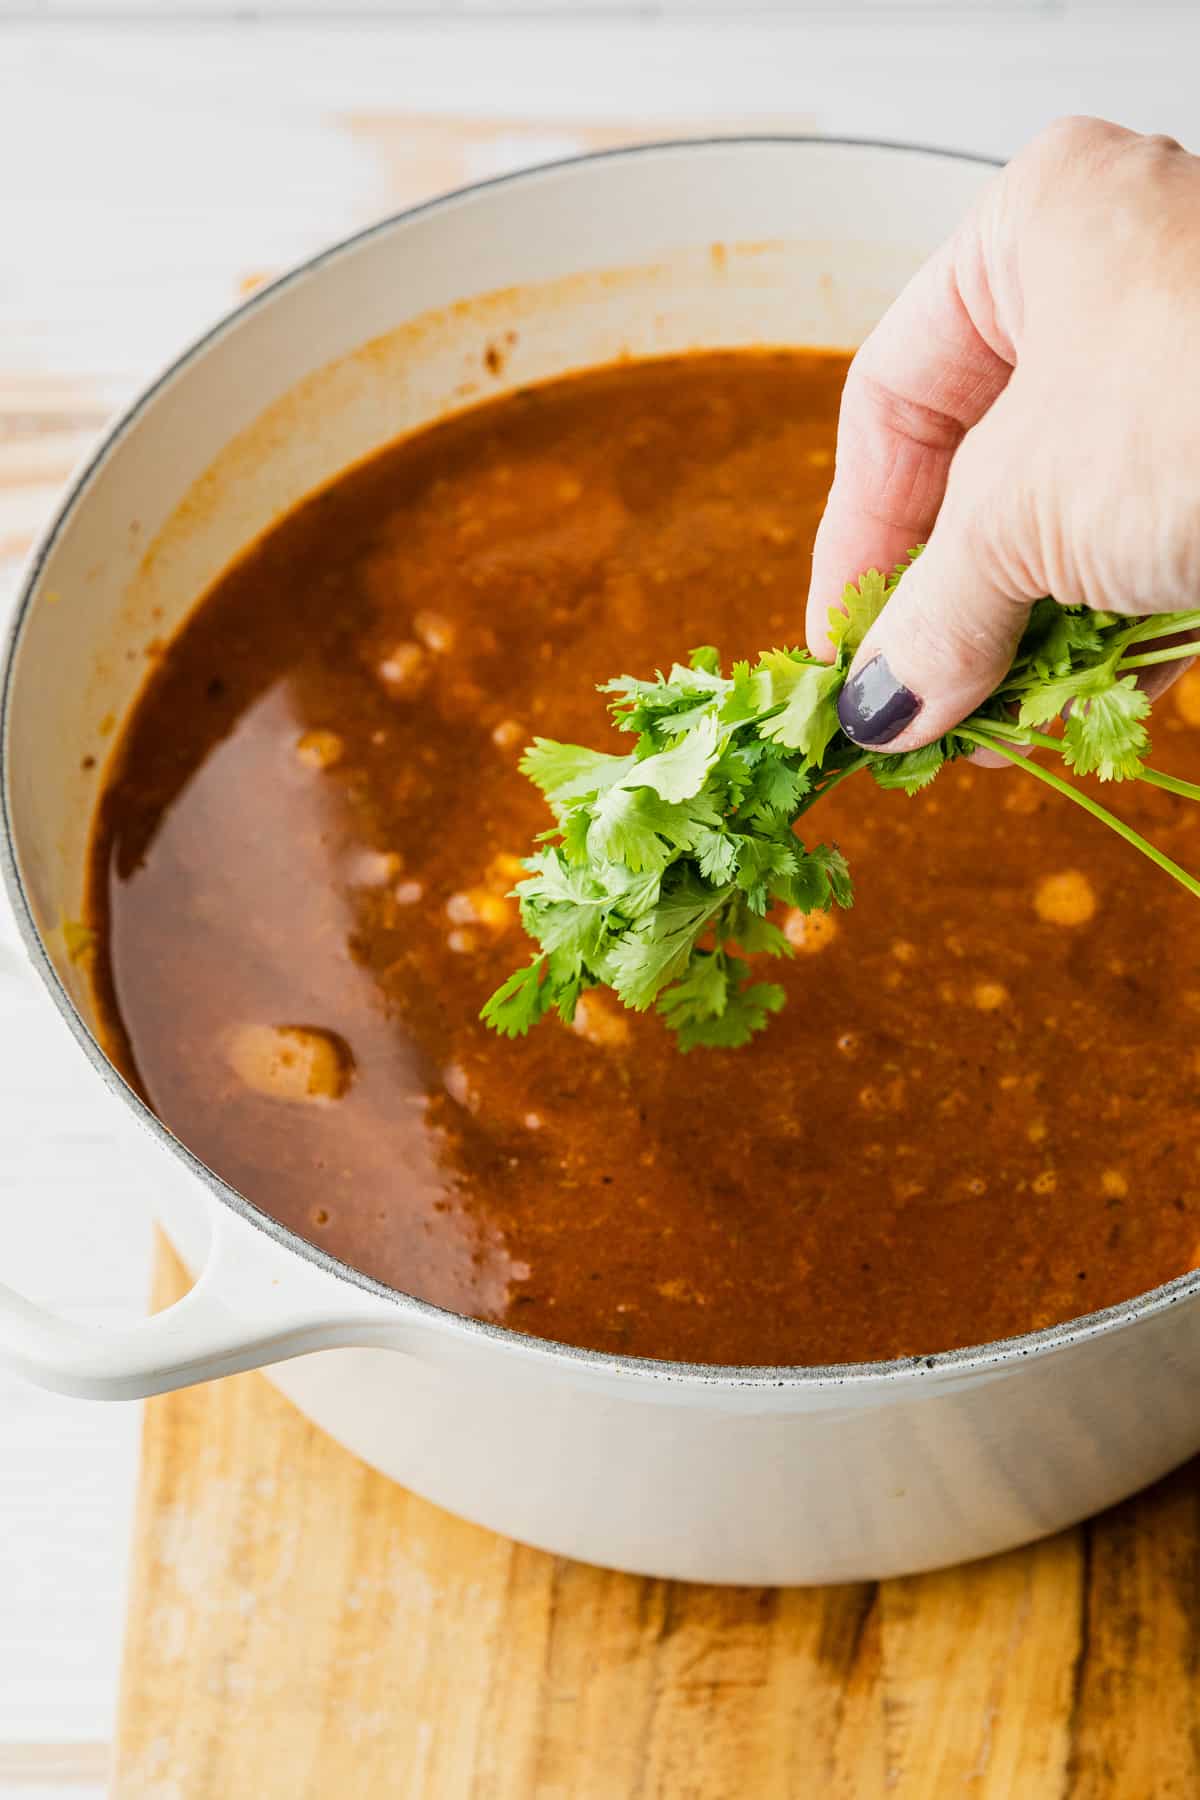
[5,139,1200,1587]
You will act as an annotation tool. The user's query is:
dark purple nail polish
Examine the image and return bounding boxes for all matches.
[837,654,923,746]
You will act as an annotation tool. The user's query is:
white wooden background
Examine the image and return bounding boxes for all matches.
[3,6,1200,1794]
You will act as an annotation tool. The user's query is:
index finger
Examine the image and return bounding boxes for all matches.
[806,219,1013,659]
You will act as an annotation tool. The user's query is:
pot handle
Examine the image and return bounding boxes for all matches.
[0,926,402,1400]
[0,1191,403,1403]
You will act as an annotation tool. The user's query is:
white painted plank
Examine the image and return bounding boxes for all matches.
[0,383,151,1771]
[7,13,1200,168]
[0,1376,141,1745]
[3,1,1073,11]
[0,894,152,1758]
[0,1763,105,1800]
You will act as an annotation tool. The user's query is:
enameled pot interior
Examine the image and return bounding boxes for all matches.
[9,136,1197,1384]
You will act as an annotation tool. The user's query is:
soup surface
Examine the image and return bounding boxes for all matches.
[89,351,1200,1365]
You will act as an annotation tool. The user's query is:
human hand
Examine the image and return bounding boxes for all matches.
[807,116,1200,750]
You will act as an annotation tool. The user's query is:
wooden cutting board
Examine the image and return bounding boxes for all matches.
[111,1239,1200,1798]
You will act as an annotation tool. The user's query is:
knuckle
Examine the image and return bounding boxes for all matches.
[1023,114,1127,168]
[1004,120,1195,262]
[1139,130,1185,157]
[1030,467,1193,612]
[1116,130,1195,217]
[851,368,965,454]
[1006,116,1148,225]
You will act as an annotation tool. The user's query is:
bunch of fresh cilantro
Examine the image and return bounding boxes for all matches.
[482,554,1200,1050]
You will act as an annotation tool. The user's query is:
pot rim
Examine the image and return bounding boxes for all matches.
[6,131,1198,1392]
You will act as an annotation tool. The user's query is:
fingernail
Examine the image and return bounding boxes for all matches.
[837,654,923,746]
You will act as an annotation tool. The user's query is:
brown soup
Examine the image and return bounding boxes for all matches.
[88,350,1200,1366]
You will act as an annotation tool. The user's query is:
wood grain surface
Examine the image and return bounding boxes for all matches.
[110,1243,1200,1799]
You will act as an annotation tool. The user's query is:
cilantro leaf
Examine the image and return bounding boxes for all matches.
[728,910,792,958]
[479,958,551,1037]
[624,713,723,802]
[604,880,730,1011]
[741,752,810,821]
[655,951,730,1028]
[560,807,593,864]
[1017,661,1118,728]
[694,827,741,885]
[786,842,854,912]
[587,786,716,872]
[520,740,637,811]
[1020,601,1106,681]
[720,660,769,726]
[1062,677,1150,780]
[654,949,787,1051]
[756,655,843,760]
[868,742,945,794]
[672,981,786,1052]
[827,566,889,663]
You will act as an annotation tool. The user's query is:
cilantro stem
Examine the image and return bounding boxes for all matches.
[957,728,1200,902]
[1118,644,1200,672]
[1117,611,1200,647]
[820,753,872,787]
[969,717,1059,753]
[794,752,871,814]
[967,717,1200,803]
[1138,767,1200,804]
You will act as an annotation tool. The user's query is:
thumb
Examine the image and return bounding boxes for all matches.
[834,427,1036,753]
